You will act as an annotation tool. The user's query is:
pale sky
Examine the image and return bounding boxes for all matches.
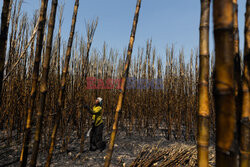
[0,0,247,61]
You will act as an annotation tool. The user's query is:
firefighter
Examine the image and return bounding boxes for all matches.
[84,97,106,151]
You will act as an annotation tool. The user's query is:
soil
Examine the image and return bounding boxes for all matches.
[0,129,215,167]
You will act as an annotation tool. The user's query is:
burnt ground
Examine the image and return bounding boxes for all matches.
[0,128,215,167]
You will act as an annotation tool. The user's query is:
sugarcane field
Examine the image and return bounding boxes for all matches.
[0,0,249,166]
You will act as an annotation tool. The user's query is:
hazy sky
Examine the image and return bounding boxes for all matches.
[0,0,247,60]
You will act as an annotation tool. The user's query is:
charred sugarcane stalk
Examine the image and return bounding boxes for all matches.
[213,0,237,166]
[0,0,12,105]
[104,0,142,166]
[19,1,49,166]
[240,0,250,166]
[233,1,242,160]
[29,0,58,166]
[45,1,79,166]
[197,0,210,166]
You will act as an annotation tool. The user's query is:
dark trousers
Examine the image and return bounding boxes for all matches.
[90,123,106,150]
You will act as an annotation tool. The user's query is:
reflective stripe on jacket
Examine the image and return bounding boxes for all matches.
[92,105,103,126]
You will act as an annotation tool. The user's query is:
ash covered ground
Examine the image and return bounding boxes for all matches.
[0,128,215,167]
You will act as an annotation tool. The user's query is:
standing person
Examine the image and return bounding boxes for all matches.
[84,97,106,151]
